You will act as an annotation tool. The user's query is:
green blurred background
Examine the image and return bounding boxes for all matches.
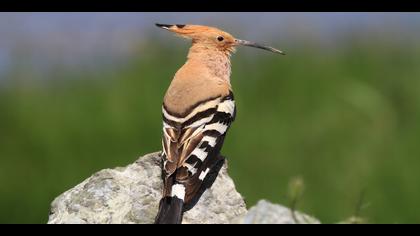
[1,13,420,223]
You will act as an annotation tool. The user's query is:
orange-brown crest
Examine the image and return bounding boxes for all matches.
[156,24,237,54]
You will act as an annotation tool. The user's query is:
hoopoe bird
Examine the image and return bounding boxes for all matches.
[154,23,284,224]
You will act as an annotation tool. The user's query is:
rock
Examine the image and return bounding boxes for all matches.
[237,200,320,224]
[48,151,247,224]
[48,151,320,224]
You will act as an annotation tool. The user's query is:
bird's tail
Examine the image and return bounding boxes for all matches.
[154,184,185,224]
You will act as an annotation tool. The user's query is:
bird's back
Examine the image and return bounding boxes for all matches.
[156,56,236,224]
[163,59,231,117]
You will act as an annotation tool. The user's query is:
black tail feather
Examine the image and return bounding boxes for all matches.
[154,196,184,224]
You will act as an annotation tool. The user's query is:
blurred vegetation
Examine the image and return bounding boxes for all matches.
[1,40,420,224]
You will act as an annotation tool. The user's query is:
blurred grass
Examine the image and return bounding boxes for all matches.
[1,41,420,223]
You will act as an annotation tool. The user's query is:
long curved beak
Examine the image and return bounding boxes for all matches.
[235,39,285,55]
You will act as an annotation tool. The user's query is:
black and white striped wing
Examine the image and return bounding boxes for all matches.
[161,93,236,209]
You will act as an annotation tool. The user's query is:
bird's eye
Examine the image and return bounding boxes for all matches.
[217,36,224,42]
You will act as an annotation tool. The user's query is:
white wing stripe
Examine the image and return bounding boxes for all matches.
[199,168,210,180]
[217,99,235,115]
[191,148,208,161]
[204,122,228,134]
[185,114,214,128]
[202,136,217,147]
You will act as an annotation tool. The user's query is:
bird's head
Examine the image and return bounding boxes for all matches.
[156,23,284,55]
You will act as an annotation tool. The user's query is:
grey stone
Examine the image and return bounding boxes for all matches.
[48,151,320,224]
[48,151,247,224]
[237,200,320,224]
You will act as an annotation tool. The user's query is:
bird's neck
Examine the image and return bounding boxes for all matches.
[187,43,232,84]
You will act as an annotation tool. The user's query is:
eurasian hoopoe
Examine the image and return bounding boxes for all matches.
[154,23,284,224]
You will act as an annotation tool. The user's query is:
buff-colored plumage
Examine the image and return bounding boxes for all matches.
[162,25,235,115]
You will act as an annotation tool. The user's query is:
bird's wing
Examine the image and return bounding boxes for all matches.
[161,92,236,208]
